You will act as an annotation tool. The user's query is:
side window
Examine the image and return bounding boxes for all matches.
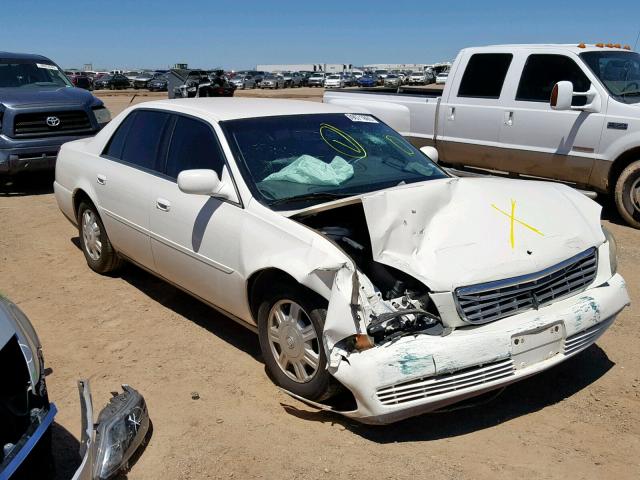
[457,53,513,98]
[104,112,136,159]
[165,116,226,179]
[104,110,171,172]
[516,54,590,106]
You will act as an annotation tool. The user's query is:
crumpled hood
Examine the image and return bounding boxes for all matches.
[0,85,99,108]
[361,177,605,292]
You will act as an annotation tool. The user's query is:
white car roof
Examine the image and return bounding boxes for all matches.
[134,98,357,122]
[466,43,635,55]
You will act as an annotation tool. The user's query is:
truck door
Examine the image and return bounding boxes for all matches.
[438,52,514,169]
[497,53,606,185]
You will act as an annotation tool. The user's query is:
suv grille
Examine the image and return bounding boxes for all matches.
[12,110,93,138]
[455,248,598,325]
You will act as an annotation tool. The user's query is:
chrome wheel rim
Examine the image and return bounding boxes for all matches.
[631,177,640,213]
[82,210,102,261]
[267,300,320,383]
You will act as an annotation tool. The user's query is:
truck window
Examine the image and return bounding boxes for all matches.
[457,53,513,99]
[516,54,590,106]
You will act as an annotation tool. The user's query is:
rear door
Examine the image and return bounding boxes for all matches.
[438,52,514,168]
[148,114,245,315]
[96,109,172,271]
[497,52,606,184]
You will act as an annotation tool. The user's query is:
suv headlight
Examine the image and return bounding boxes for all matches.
[93,107,112,125]
[602,225,618,275]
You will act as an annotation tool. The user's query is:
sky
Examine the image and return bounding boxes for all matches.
[1,0,639,70]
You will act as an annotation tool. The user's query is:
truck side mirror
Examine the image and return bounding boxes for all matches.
[551,81,601,113]
[550,81,574,110]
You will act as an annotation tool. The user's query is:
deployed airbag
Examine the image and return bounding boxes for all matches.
[264,155,354,186]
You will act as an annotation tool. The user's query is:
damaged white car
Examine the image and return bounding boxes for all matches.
[54,99,630,424]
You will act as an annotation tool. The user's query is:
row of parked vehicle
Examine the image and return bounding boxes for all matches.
[63,70,171,91]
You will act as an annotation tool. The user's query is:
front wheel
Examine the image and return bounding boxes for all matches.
[257,287,335,401]
[77,202,123,273]
[615,159,640,229]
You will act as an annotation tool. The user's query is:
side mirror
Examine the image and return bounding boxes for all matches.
[420,146,439,162]
[177,169,228,198]
[551,81,601,113]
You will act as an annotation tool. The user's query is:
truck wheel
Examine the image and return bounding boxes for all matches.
[257,286,337,401]
[614,160,640,229]
[77,202,123,273]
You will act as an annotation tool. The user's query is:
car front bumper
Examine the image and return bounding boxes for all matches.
[330,273,630,424]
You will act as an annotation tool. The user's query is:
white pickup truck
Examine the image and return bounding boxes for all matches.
[324,44,640,228]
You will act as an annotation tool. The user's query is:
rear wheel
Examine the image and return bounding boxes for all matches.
[77,202,123,273]
[257,286,336,401]
[614,159,640,229]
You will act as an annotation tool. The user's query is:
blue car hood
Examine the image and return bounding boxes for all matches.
[0,86,101,108]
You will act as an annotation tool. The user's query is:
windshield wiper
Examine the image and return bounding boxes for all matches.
[621,90,640,96]
[268,191,352,207]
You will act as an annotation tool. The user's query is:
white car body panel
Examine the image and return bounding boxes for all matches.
[54,98,630,424]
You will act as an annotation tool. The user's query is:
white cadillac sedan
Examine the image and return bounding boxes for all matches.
[54,98,630,424]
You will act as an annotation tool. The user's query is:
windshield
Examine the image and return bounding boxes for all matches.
[581,51,640,104]
[0,58,72,88]
[222,113,447,210]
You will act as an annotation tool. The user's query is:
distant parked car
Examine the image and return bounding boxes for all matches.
[68,72,93,90]
[408,71,427,85]
[324,74,344,88]
[384,74,401,87]
[357,74,377,87]
[260,73,285,89]
[230,74,257,89]
[148,74,169,92]
[94,73,130,90]
[374,69,389,84]
[307,72,326,87]
[435,71,449,84]
[133,72,161,89]
[342,73,356,86]
[299,71,314,86]
[123,71,140,86]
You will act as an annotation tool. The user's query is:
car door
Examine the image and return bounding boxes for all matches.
[497,52,606,184]
[95,109,172,271]
[148,114,245,316]
[438,52,514,168]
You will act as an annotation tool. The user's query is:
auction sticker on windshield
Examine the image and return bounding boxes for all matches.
[345,114,378,123]
[36,63,58,70]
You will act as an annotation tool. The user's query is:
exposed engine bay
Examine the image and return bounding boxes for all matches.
[294,202,445,344]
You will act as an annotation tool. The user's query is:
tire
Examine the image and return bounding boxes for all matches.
[257,285,336,401]
[77,202,123,274]
[614,159,640,229]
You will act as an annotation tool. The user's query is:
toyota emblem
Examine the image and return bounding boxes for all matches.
[46,116,61,127]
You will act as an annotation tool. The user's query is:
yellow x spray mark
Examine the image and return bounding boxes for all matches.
[491,199,544,249]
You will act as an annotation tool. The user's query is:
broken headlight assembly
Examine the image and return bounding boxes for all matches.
[93,385,150,480]
[602,225,618,275]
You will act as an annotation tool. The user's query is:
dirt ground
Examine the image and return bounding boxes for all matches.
[1,88,639,480]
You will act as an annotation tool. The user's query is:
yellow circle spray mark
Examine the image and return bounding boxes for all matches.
[319,123,367,159]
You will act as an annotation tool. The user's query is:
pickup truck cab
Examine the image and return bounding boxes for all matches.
[324,44,640,228]
[0,52,111,177]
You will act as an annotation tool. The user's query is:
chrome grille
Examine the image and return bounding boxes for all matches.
[376,359,514,406]
[455,248,598,325]
[564,318,612,356]
[12,110,93,138]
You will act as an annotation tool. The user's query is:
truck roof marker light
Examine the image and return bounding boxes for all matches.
[614,44,621,48]
[606,43,614,48]
[596,43,604,48]
[624,45,632,50]
[578,43,586,48]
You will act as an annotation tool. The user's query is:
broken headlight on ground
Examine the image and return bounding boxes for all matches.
[92,385,149,480]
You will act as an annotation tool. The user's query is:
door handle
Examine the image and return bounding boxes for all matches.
[96,174,107,185]
[156,198,171,212]
[447,107,455,121]
[504,111,514,126]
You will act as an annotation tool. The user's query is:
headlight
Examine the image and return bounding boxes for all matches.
[602,225,618,275]
[93,107,112,125]
[92,385,150,480]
